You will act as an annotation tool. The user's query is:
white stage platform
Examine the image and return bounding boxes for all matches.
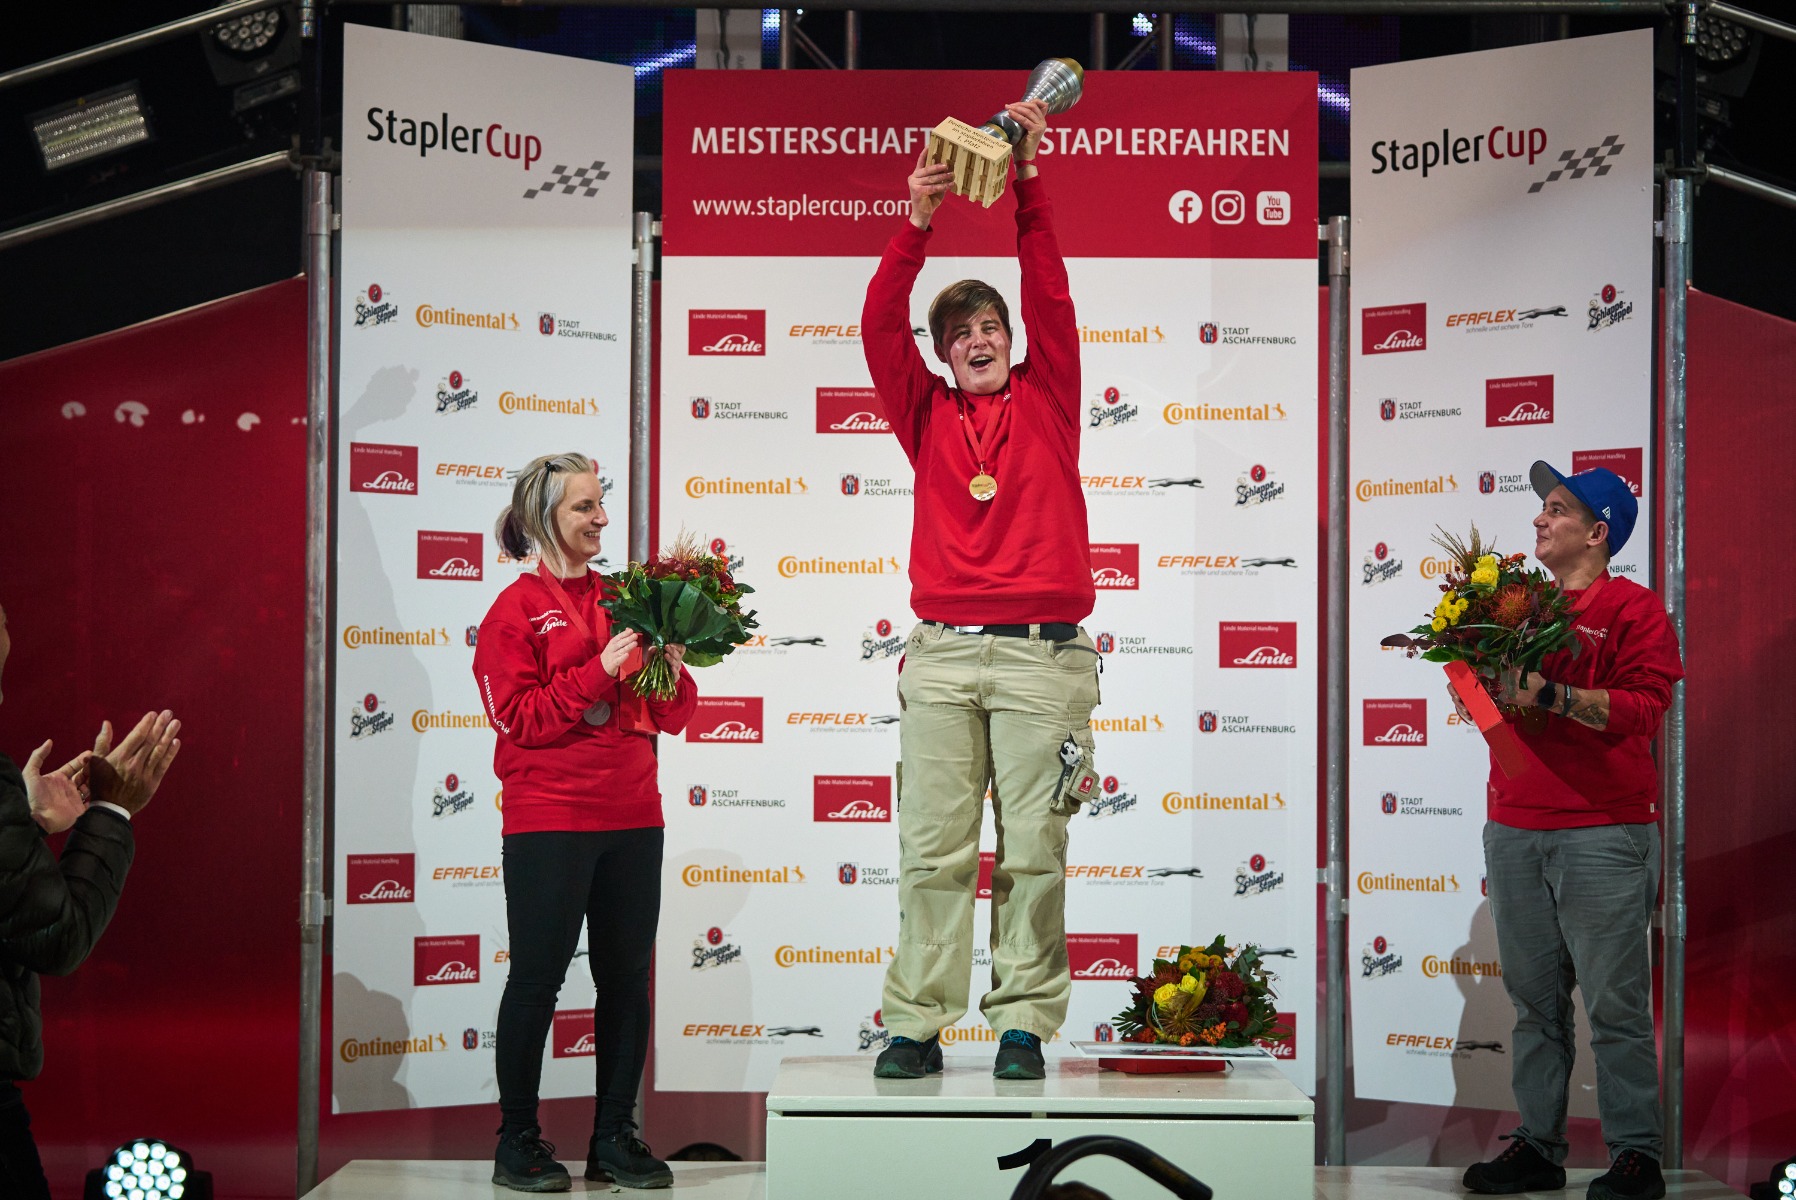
[309,1160,1746,1198]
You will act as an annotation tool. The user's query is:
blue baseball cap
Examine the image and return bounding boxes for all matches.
[1529,460,1637,556]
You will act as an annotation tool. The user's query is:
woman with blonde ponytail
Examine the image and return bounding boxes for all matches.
[472,452,695,1192]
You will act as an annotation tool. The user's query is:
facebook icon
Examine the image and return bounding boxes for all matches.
[1167,190,1203,224]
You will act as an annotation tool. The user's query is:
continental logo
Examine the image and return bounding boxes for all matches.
[412,709,490,733]
[1079,324,1165,344]
[774,944,894,967]
[681,864,806,887]
[1163,402,1287,424]
[686,475,808,498]
[1357,872,1460,893]
[415,305,519,332]
[1162,791,1286,813]
[938,1024,1062,1045]
[1090,714,1164,733]
[1421,955,1502,978]
[777,555,901,578]
[1356,474,1458,501]
[497,390,599,416]
[343,624,451,650]
[1419,556,1455,579]
[339,1032,447,1063]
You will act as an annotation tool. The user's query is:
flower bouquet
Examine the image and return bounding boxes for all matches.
[1111,936,1289,1057]
[599,532,759,701]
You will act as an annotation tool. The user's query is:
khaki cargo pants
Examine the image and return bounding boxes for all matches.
[880,622,1101,1041]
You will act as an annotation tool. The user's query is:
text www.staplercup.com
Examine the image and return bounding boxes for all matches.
[691,195,909,221]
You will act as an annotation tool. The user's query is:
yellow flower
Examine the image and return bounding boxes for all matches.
[1180,973,1209,1004]
[1476,554,1497,568]
[1432,617,1447,633]
[1470,565,1499,588]
[1153,983,1179,1008]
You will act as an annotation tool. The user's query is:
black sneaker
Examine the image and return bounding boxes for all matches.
[1463,1137,1566,1194]
[493,1126,571,1193]
[1587,1151,1665,1200]
[993,1030,1045,1080]
[873,1034,943,1079]
[586,1121,673,1190]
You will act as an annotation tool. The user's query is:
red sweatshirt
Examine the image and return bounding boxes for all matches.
[1488,572,1684,829]
[473,569,697,834]
[861,174,1093,625]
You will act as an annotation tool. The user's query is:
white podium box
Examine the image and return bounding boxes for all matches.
[765,1055,1314,1199]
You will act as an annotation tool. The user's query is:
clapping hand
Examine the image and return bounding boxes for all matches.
[23,740,86,835]
[86,710,181,817]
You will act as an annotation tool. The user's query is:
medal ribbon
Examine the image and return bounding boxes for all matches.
[535,563,648,731]
[535,562,599,654]
[955,389,1013,484]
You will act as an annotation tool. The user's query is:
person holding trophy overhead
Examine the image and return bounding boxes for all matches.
[860,67,1101,1083]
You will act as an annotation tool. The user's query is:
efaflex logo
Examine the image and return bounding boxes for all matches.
[413,935,480,986]
[416,531,482,582]
[1220,622,1297,669]
[552,1009,596,1058]
[1089,543,1140,590]
[1364,698,1428,746]
[1068,933,1139,981]
[346,853,415,904]
[689,309,766,355]
[813,775,892,823]
[816,387,890,434]
[1572,447,1643,497]
[1362,304,1427,355]
[686,697,765,744]
[1485,374,1554,427]
[349,443,419,495]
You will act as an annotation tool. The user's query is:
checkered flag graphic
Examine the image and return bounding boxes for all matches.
[522,160,611,200]
[1528,136,1624,193]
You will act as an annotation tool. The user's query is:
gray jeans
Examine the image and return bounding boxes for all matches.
[1483,820,1662,1163]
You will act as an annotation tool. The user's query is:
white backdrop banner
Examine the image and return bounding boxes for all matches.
[332,24,634,1113]
[1347,29,1654,1109]
[656,69,1320,1094]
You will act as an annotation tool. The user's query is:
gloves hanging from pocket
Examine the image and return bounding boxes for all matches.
[1051,728,1098,815]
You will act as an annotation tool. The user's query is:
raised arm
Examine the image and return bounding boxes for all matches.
[1007,101,1080,426]
[0,760,134,978]
[861,153,951,460]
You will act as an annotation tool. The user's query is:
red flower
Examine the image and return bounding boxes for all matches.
[1207,970,1245,1001]
[1223,1002,1250,1027]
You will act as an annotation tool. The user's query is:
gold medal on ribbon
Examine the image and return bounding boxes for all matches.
[969,473,998,502]
[956,391,1011,506]
[582,701,612,726]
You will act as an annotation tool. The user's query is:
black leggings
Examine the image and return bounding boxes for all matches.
[496,827,663,1138]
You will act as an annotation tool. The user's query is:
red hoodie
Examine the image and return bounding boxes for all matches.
[1488,572,1684,829]
[473,569,696,834]
[860,173,1093,625]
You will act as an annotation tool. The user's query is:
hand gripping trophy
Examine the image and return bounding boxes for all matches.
[925,58,1083,207]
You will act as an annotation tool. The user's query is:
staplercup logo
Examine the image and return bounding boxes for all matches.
[1362,304,1426,354]
[552,1009,596,1058]
[816,387,891,434]
[813,775,892,822]
[1068,934,1139,982]
[1220,622,1297,669]
[346,853,414,904]
[1089,544,1140,590]
[686,697,764,744]
[414,935,480,986]
[349,443,419,495]
[1572,447,1643,497]
[1364,699,1428,746]
[417,531,483,581]
[1485,374,1554,427]
[689,309,766,355]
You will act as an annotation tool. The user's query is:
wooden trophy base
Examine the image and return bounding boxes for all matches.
[926,117,1013,208]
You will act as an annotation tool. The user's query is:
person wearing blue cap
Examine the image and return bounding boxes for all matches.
[1460,462,1684,1200]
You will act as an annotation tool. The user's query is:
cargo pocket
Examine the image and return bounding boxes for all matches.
[1050,726,1099,816]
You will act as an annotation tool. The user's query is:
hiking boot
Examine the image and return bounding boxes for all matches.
[993,1030,1045,1081]
[1463,1137,1565,1194]
[1587,1151,1665,1200]
[585,1121,673,1190]
[492,1126,571,1193]
[873,1034,942,1079]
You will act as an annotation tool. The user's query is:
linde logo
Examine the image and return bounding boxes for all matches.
[1485,374,1555,427]
[552,1009,597,1058]
[687,697,764,744]
[1089,543,1140,590]
[814,775,892,822]
[414,935,480,986]
[1220,622,1297,668]
[417,531,483,581]
[349,443,419,494]
[1364,698,1428,746]
[689,309,766,355]
[816,387,891,434]
[1362,304,1427,354]
[363,106,544,171]
[1068,934,1138,981]
[1572,448,1643,497]
[346,853,415,904]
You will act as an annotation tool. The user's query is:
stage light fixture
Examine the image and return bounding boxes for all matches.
[1747,1155,1796,1200]
[1693,13,1752,69]
[84,1140,213,1200]
[1133,13,1155,36]
[29,84,151,173]
[213,8,284,56]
